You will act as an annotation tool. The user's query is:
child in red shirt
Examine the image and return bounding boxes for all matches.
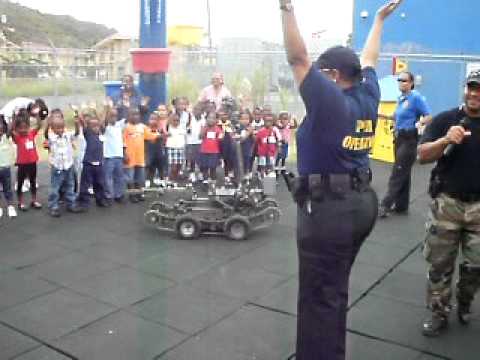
[255,113,281,176]
[11,107,44,211]
[199,112,223,181]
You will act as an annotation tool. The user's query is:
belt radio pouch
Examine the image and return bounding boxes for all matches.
[328,174,350,198]
[308,175,325,201]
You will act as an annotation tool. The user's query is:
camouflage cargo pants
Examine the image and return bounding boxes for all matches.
[423,193,480,316]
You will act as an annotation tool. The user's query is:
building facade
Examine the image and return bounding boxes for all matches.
[352,0,480,114]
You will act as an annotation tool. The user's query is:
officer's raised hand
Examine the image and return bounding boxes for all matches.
[361,0,403,68]
[376,0,403,20]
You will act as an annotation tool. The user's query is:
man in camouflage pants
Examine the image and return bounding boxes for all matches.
[418,70,480,336]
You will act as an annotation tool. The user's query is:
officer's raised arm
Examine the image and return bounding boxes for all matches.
[279,0,311,86]
[361,0,403,68]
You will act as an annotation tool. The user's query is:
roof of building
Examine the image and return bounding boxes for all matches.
[93,33,137,49]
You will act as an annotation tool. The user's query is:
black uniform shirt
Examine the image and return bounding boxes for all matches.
[420,107,480,194]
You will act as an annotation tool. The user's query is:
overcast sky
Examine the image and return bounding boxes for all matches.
[14,0,354,44]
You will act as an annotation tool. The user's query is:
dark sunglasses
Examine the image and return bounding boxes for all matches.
[397,78,409,83]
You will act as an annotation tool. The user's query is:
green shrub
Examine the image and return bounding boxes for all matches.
[0,79,103,97]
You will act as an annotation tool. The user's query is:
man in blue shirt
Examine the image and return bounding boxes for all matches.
[279,1,402,359]
[379,71,432,217]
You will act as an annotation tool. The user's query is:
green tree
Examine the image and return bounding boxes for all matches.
[278,87,292,111]
[251,65,269,106]
[168,73,201,104]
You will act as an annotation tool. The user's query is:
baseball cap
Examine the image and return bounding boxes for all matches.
[466,70,480,86]
[316,46,362,81]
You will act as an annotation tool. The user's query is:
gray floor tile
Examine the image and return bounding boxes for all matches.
[355,241,413,269]
[348,295,431,351]
[398,248,429,276]
[0,228,32,243]
[0,289,116,341]
[348,294,480,360]
[255,276,364,317]
[282,332,423,360]
[346,333,422,360]
[371,269,427,308]
[52,311,187,360]
[255,277,298,315]
[349,262,389,294]
[0,237,72,269]
[134,247,223,282]
[368,208,426,250]
[170,235,273,263]
[0,270,58,311]
[27,251,121,287]
[30,228,123,251]
[187,258,286,300]
[161,305,296,360]
[414,355,445,360]
[227,238,298,276]
[0,324,39,359]
[65,266,174,307]
[13,346,71,360]
[77,237,173,266]
[130,285,243,334]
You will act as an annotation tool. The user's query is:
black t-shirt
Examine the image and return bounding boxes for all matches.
[420,107,480,194]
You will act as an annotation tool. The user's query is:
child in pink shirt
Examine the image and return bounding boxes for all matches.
[276,111,298,175]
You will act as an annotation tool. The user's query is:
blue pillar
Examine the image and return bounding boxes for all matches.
[139,0,168,112]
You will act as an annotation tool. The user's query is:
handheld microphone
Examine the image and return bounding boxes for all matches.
[443,117,470,157]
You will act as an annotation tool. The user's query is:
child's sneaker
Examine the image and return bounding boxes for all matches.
[18,203,28,212]
[7,205,17,218]
[145,180,151,189]
[31,201,43,210]
[189,172,196,182]
[49,208,61,218]
[0,208,3,219]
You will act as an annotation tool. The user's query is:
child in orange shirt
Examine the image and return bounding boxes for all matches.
[123,109,159,202]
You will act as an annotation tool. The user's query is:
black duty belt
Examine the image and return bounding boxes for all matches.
[445,192,480,203]
[283,169,372,206]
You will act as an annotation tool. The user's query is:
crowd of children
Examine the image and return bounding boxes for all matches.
[0,95,297,220]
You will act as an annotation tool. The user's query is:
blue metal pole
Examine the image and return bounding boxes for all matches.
[139,0,168,112]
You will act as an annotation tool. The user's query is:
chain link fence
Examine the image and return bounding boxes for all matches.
[2,46,478,119]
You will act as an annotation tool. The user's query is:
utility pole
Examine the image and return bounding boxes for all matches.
[46,37,59,100]
[206,0,212,50]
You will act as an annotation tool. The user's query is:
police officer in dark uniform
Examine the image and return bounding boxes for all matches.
[278,1,403,359]
[418,70,480,336]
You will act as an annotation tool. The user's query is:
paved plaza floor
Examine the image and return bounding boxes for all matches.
[0,161,478,360]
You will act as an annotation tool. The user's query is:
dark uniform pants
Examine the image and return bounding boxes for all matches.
[296,188,378,360]
[381,131,418,211]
